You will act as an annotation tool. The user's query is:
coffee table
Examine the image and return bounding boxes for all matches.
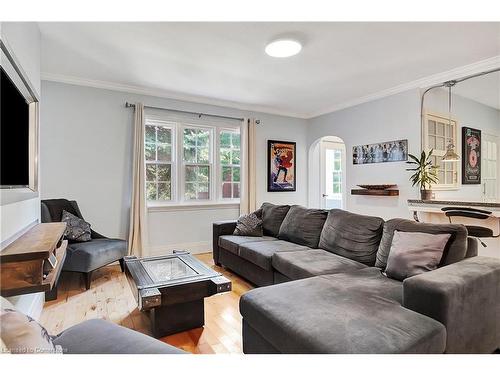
[124,251,231,338]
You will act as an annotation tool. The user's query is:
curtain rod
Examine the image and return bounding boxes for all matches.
[125,102,245,122]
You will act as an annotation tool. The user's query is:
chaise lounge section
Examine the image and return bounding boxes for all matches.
[213,202,500,354]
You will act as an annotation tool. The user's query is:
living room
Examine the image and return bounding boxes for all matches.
[1,0,500,373]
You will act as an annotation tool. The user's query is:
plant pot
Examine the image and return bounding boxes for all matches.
[420,189,432,200]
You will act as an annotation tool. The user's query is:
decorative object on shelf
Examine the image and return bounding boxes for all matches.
[357,184,396,190]
[406,150,439,200]
[462,127,481,184]
[352,139,408,165]
[441,80,460,163]
[268,140,296,192]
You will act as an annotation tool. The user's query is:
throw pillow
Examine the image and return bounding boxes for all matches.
[61,210,91,242]
[233,212,263,237]
[375,218,468,270]
[384,230,451,281]
[0,297,61,354]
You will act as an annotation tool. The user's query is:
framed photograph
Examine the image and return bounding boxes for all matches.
[462,127,481,184]
[352,139,408,165]
[268,140,296,192]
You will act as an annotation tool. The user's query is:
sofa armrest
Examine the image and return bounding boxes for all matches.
[403,256,500,353]
[213,220,237,265]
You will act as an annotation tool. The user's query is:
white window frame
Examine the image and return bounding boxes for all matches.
[218,128,241,202]
[422,111,459,190]
[145,114,240,208]
[144,119,176,202]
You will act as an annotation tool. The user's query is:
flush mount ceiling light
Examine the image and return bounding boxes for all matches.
[265,39,302,58]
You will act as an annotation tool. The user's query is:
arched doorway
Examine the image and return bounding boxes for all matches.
[308,136,347,209]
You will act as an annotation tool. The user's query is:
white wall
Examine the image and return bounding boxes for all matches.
[308,89,422,220]
[40,81,308,253]
[0,22,44,319]
[424,89,500,201]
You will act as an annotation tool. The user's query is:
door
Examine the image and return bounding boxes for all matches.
[320,141,345,209]
[482,133,498,201]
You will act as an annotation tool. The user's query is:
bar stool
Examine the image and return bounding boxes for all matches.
[441,206,499,247]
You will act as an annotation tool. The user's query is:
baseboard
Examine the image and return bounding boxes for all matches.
[148,241,212,256]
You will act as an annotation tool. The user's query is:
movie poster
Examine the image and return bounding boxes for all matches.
[268,140,296,192]
[462,127,481,184]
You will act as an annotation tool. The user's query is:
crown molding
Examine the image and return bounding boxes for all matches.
[40,72,309,119]
[306,55,500,119]
[42,55,500,121]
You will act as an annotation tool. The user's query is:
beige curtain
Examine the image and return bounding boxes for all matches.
[240,118,257,215]
[128,103,148,256]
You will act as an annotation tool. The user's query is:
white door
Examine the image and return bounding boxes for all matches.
[320,141,345,209]
[482,133,498,201]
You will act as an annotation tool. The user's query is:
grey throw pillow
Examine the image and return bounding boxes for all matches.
[384,230,451,281]
[277,205,328,248]
[61,210,91,242]
[234,211,263,237]
[375,218,468,270]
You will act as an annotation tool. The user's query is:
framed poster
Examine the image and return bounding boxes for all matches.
[268,140,296,192]
[352,139,408,164]
[462,127,481,184]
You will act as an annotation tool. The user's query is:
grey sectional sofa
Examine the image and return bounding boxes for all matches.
[213,203,500,354]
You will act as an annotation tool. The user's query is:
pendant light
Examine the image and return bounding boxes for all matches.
[442,81,460,162]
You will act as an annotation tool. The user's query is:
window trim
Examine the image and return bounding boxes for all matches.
[145,115,241,207]
[422,111,459,190]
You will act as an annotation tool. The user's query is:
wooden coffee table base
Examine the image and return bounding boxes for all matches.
[149,299,205,338]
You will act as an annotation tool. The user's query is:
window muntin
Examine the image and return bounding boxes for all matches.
[220,130,241,199]
[182,127,212,201]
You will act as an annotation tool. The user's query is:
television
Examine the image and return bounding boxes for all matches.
[1,67,30,187]
[0,39,39,192]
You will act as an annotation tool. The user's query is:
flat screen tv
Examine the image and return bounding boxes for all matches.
[1,66,31,188]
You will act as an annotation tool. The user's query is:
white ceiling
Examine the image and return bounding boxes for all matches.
[39,22,500,118]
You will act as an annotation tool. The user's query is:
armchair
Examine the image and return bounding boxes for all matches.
[41,199,127,291]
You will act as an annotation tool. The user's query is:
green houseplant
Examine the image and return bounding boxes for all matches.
[406,150,439,200]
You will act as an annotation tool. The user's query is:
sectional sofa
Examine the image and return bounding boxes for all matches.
[213,203,500,354]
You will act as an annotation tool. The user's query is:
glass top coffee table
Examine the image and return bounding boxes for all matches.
[124,251,231,338]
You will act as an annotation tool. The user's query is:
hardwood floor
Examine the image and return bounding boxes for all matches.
[39,252,253,354]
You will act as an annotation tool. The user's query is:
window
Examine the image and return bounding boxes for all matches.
[220,130,241,199]
[144,115,240,205]
[331,149,342,195]
[423,112,458,189]
[145,122,173,201]
[183,128,211,200]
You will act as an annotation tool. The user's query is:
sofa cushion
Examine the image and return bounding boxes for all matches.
[385,231,451,281]
[63,238,127,273]
[277,205,328,248]
[53,319,184,354]
[318,209,384,266]
[218,235,276,255]
[240,270,446,353]
[239,240,310,271]
[261,203,290,237]
[375,218,468,270]
[272,249,367,280]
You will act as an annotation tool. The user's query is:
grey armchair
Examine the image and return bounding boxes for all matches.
[41,199,127,291]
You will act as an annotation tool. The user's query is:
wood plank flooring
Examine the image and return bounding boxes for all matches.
[39,252,253,354]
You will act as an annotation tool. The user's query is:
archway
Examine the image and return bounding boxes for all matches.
[308,136,347,209]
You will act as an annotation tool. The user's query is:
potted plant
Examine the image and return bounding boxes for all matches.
[406,150,439,200]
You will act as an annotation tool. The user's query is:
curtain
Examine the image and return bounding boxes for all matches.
[128,103,148,256]
[240,118,257,215]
